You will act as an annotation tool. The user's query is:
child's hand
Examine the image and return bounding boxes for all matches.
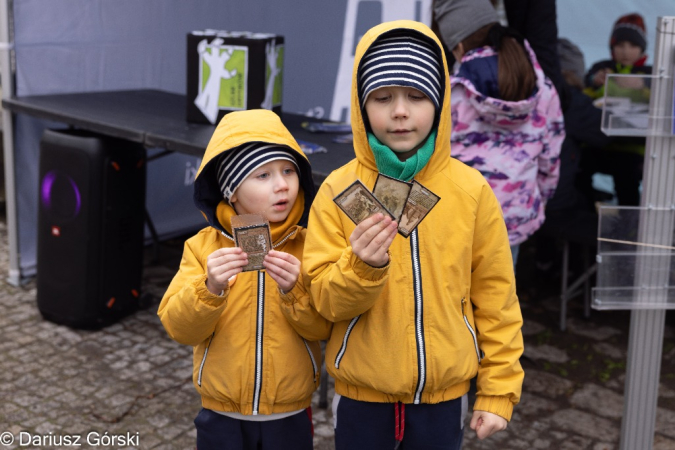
[614,76,645,89]
[263,250,300,294]
[206,247,248,295]
[470,410,507,440]
[349,213,398,268]
[593,68,613,87]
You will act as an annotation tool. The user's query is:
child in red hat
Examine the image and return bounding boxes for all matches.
[578,13,652,207]
[583,13,652,99]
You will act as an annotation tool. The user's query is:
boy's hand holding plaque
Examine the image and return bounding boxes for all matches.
[334,176,440,238]
[333,180,394,225]
[231,214,272,272]
[372,173,412,221]
[397,180,440,237]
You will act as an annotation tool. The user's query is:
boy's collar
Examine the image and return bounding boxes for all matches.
[368,130,437,181]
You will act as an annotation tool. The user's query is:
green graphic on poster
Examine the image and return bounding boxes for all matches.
[199,45,248,111]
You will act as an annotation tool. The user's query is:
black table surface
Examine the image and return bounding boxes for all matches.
[2,89,355,183]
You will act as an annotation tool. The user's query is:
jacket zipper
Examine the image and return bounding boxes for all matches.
[461,297,482,364]
[411,229,426,404]
[252,271,265,415]
[334,315,361,369]
[197,333,215,387]
[303,338,319,382]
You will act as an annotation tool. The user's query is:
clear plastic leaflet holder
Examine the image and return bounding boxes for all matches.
[592,71,675,310]
[593,206,675,310]
[599,73,674,137]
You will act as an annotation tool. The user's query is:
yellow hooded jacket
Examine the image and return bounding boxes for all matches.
[158,109,332,415]
[303,21,524,420]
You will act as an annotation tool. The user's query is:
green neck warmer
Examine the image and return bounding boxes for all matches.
[368,130,436,181]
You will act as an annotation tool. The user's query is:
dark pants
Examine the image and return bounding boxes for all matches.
[334,395,465,450]
[195,408,313,450]
[577,148,644,207]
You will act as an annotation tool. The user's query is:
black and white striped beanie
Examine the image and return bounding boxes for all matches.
[358,31,442,110]
[216,142,299,204]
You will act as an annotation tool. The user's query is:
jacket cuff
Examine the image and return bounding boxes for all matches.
[348,248,389,282]
[473,395,514,422]
[279,280,306,305]
[195,274,230,308]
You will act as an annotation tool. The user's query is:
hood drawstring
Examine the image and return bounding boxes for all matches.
[394,401,405,448]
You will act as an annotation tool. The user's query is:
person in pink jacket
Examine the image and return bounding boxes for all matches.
[434,0,565,264]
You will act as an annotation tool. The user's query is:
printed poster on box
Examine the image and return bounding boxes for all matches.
[187,30,284,124]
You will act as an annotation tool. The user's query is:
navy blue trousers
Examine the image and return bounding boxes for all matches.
[195,408,313,450]
[334,396,465,450]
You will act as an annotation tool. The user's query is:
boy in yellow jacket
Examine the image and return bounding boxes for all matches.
[158,109,331,450]
[303,21,524,448]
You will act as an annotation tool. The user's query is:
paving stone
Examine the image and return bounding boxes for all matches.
[660,383,675,399]
[523,344,570,363]
[550,430,569,440]
[148,354,175,366]
[513,421,551,443]
[10,393,39,407]
[517,393,557,416]
[604,373,626,391]
[160,424,191,441]
[523,369,574,399]
[655,406,675,439]
[27,400,63,416]
[567,318,621,341]
[548,409,620,442]
[132,361,153,372]
[314,423,334,438]
[654,433,675,449]
[592,342,626,360]
[569,384,624,420]
[0,402,19,414]
[138,435,163,449]
[109,359,130,370]
[146,414,172,429]
[593,443,615,450]
[558,435,595,449]
[531,438,551,449]
[521,319,546,336]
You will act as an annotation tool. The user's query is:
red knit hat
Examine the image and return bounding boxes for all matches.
[610,13,647,52]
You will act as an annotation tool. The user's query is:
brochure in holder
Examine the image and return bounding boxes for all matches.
[598,73,674,137]
[592,206,675,310]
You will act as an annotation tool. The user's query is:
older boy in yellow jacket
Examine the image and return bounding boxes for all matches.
[303,21,524,449]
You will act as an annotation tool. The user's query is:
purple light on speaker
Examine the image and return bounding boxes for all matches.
[40,170,57,210]
[69,177,82,216]
[40,170,82,218]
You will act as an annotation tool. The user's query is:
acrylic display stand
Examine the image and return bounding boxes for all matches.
[593,206,675,310]
[599,74,674,137]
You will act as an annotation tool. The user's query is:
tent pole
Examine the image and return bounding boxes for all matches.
[0,0,21,286]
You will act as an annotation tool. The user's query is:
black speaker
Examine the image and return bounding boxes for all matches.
[37,129,146,328]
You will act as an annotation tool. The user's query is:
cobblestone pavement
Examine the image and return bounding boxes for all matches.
[2,218,675,449]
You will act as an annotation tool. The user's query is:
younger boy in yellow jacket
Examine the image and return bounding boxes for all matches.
[303,21,524,449]
[158,109,331,450]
